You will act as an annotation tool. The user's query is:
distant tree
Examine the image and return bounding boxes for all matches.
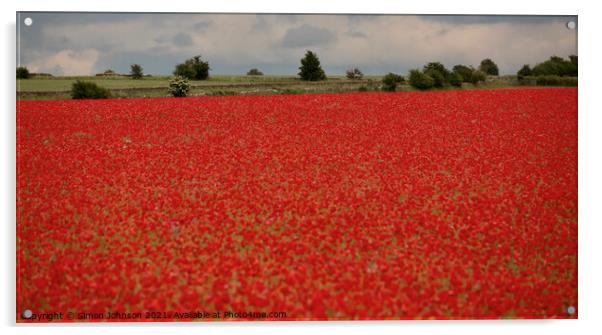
[423,69,445,88]
[517,64,532,79]
[247,68,264,76]
[174,55,210,80]
[532,56,577,77]
[569,55,578,66]
[130,64,144,79]
[346,67,364,80]
[452,65,474,82]
[448,71,462,87]
[174,63,195,80]
[298,50,326,81]
[469,70,487,84]
[424,62,450,77]
[16,66,29,79]
[408,69,434,90]
[479,58,499,76]
[381,72,404,92]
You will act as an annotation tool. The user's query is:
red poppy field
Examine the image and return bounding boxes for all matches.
[16,88,577,321]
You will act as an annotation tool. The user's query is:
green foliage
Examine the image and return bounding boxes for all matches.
[517,65,532,79]
[408,69,434,90]
[168,76,190,97]
[381,72,404,92]
[469,70,487,85]
[535,75,578,86]
[424,62,451,77]
[247,68,264,76]
[71,80,111,99]
[130,64,144,79]
[346,67,364,80]
[479,58,499,76]
[174,55,210,80]
[448,71,462,87]
[532,56,577,77]
[452,65,475,82]
[17,66,30,79]
[298,50,326,81]
[358,85,368,92]
[424,69,445,88]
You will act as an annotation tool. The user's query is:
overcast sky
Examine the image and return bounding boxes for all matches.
[17,13,577,76]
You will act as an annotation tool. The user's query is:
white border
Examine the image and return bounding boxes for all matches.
[3,1,601,334]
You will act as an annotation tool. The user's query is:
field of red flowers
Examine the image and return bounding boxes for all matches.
[16,88,577,321]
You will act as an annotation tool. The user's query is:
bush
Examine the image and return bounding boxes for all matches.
[532,56,577,77]
[469,70,487,84]
[381,72,404,92]
[298,50,326,81]
[424,69,446,88]
[247,68,263,76]
[479,58,499,76]
[358,85,368,92]
[130,64,144,79]
[71,81,111,99]
[424,62,451,77]
[535,75,578,87]
[452,65,474,82]
[16,66,30,79]
[174,55,210,80]
[346,67,364,80]
[168,76,190,97]
[408,69,434,90]
[448,71,463,87]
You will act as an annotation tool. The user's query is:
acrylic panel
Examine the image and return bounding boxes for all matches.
[16,12,578,322]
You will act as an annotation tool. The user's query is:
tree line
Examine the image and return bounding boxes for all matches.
[16,50,577,98]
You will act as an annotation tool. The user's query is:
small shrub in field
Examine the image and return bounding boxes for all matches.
[358,85,368,92]
[168,76,190,97]
[449,72,463,87]
[247,68,264,76]
[71,81,111,99]
[346,68,364,80]
[408,69,434,90]
[381,73,404,92]
[17,66,30,79]
[130,64,144,79]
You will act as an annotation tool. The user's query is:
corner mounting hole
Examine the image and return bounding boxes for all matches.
[22,309,32,319]
[567,306,576,315]
[566,21,576,30]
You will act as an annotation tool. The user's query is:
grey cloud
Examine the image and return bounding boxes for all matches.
[280,24,337,48]
[17,13,578,76]
[172,33,193,47]
[420,15,576,26]
[346,30,367,38]
[193,20,212,31]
